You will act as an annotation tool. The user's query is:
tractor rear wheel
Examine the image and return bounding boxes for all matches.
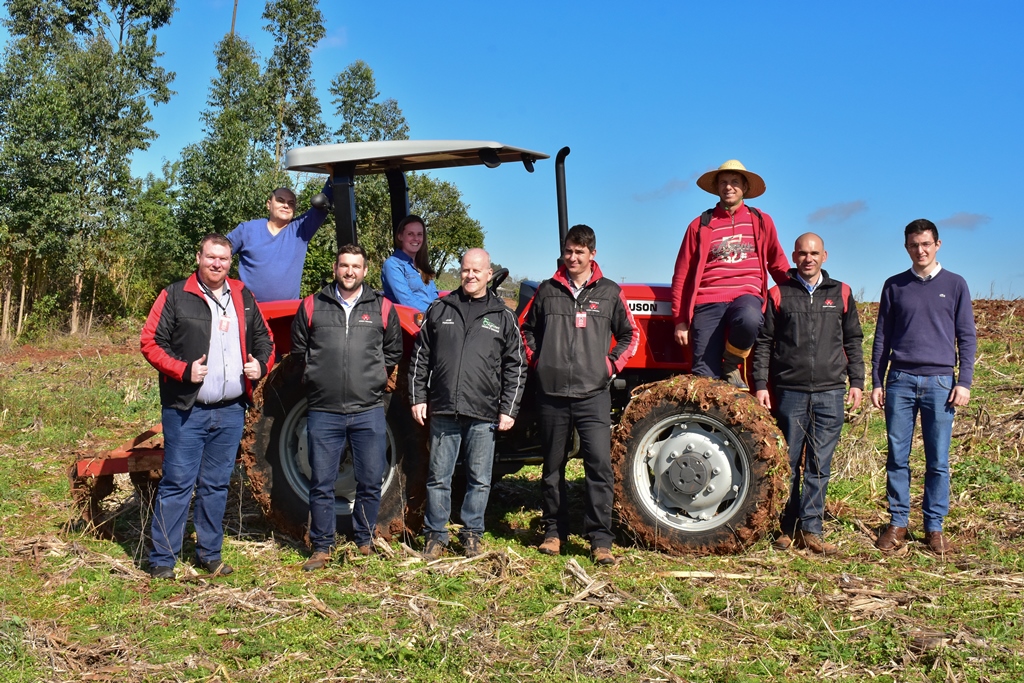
[241,355,426,543]
[612,377,787,555]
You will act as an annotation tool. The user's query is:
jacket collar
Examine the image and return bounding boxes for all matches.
[551,261,605,290]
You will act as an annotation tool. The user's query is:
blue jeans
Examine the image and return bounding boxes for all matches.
[425,415,496,543]
[690,294,763,378]
[149,402,245,568]
[884,371,956,532]
[307,407,387,550]
[775,388,846,536]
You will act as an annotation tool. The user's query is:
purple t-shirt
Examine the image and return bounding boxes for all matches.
[227,208,327,302]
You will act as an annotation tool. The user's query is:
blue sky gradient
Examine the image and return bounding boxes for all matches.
[9,1,1023,299]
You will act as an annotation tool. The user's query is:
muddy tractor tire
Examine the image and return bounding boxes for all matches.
[241,354,427,543]
[612,376,787,555]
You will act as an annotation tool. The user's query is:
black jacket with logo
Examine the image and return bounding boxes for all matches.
[520,262,640,399]
[409,289,526,421]
[753,268,864,393]
[291,284,402,414]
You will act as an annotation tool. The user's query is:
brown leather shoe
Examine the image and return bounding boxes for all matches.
[875,525,908,551]
[357,545,373,556]
[422,539,445,561]
[772,533,793,551]
[793,529,837,555]
[302,551,331,572]
[923,531,955,556]
[591,546,618,566]
[537,537,561,556]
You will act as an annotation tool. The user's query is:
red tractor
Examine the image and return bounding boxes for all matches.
[72,141,786,555]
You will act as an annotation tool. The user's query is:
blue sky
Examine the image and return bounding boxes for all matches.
[18,1,1024,299]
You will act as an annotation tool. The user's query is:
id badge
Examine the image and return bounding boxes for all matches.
[218,315,231,332]
[575,311,587,328]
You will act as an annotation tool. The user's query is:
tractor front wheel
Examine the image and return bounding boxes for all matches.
[612,377,787,555]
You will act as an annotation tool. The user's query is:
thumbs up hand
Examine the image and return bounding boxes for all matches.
[243,353,263,380]
[191,354,208,383]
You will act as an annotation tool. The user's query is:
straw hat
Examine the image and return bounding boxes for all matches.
[696,160,766,199]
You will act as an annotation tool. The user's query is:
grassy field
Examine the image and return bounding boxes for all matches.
[1,303,1022,682]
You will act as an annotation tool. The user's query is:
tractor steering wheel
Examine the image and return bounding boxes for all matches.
[489,267,510,294]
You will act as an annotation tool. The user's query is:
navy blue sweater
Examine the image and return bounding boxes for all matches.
[871,268,976,388]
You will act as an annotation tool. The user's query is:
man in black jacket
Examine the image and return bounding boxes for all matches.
[291,244,402,570]
[520,225,640,565]
[753,233,864,555]
[410,248,526,560]
[140,233,275,579]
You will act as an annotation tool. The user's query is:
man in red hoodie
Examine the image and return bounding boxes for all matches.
[670,160,789,388]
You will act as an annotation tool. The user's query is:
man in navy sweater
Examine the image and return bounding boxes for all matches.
[870,219,976,556]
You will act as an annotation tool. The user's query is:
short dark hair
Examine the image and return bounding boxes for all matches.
[904,218,939,244]
[269,186,295,199]
[199,233,232,253]
[336,243,367,264]
[564,224,596,251]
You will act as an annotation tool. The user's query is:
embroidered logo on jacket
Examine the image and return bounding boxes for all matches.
[822,299,837,309]
[481,317,500,333]
[359,313,372,323]
[588,301,601,313]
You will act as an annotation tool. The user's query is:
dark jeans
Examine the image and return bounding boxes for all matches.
[775,388,846,536]
[690,294,763,377]
[424,414,496,543]
[149,402,245,568]
[537,391,614,548]
[306,407,387,550]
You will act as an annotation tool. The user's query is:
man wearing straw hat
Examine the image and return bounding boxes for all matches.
[670,160,789,387]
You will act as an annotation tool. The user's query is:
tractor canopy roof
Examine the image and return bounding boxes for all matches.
[284,140,549,175]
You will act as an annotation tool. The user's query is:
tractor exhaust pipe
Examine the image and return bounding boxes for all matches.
[555,146,570,254]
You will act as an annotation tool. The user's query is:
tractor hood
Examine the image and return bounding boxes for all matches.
[284,140,549,175]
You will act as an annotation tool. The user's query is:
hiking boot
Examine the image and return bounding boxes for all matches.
[356,545,373,556]
[721,343,750,389]
[194,556,234,576]
[591,546,618,566]
[422,539,445,561]
[772,533,793,551]
[793,530,837,556]
[302,551,331,572]
[148,565,175,580]
[537,537,561,556]
[923,531,955,556]
[875,525,908,552]
[462,536,483,558]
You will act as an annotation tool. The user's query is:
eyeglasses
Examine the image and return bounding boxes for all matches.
[273,196,297,208]
[906,241,935,250]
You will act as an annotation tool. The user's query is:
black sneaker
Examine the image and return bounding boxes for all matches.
[149,565,175,580]
[462,536,483,558]
[194,557,234,576]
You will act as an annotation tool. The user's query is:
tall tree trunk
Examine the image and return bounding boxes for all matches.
[1,285,9,341]
[15,255,28,338]
[70,269,83,335]
[85,272,98,336]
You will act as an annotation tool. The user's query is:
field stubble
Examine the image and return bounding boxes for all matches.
[0,303,1022,681]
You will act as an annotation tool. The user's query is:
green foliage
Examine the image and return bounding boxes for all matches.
[330,59,409,143]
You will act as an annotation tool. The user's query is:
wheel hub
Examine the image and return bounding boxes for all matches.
[647,424,737,520]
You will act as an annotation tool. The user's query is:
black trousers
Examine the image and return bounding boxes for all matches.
[537,390,614,548]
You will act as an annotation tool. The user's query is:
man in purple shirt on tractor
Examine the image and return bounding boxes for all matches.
[228,184,332,302]
[871,218,976,557]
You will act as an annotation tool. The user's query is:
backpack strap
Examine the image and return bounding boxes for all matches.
[699,208,714,227]
[302,295,315,328]
[381,297,393,330]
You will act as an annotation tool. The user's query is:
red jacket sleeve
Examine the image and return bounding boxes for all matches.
[670,217,702,328]
[140,289,189,381]
[761,213,791,285]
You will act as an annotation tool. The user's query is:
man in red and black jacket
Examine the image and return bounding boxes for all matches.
[140,233,275,580]
[520,225,639,565]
